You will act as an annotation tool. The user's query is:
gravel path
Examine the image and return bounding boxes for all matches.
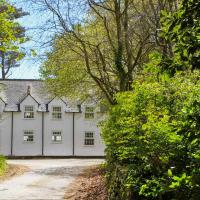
[0,159,104,200]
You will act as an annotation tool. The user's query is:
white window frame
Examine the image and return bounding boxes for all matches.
[52,131,62,143]
[24,106,34,119]
[52,106,62,120]
[84,131,95,146]
[23,130,34,142]
[85,106,95,119]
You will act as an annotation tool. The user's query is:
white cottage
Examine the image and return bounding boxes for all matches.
[0,79,105,157]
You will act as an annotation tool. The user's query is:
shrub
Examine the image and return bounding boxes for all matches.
[102,71,200,199]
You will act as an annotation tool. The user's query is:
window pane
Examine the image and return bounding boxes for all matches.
[52,113,62,119]
[53,106,61,112]
[84,139,94,145]
[25,106,34,111]
[24,106,34,119]
[84,132,94,145]
[85,132,93,138]
[85,113,94,119]
[24,131,34,142]
[52,131,62,142]
[24,112,34,118]
[85,107,94,119]
[85,107,94,112]
[52,107,62,119]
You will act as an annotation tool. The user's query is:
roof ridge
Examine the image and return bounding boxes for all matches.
[0,79,42,81]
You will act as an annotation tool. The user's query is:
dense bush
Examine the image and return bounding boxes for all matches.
[102,0,200,199]
[0,155,7,176]
[102,71,200,199]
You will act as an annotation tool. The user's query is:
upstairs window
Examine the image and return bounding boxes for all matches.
[24,106,34,119]
[84,132,94,145]
[52,131,62,143]
[85,106,94,119]
[52,106,62,119]
[24,131,34,142]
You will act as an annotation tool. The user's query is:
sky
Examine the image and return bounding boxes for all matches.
[7,0,86,79]
[9,0,48,79]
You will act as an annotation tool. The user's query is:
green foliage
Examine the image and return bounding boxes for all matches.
[160,0,200,75]
[0,155,7,176]
[40,35,97,101]
[40,0,176,104]
[102,71,200,199]
[0,0,27,78]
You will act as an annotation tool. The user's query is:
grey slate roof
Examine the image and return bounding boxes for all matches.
[0,79,80,112]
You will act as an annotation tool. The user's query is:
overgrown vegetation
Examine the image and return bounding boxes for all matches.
[0,155,7,176]
[102,0,200,199]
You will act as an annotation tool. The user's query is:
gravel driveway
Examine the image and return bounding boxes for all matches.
[0,159,104,200]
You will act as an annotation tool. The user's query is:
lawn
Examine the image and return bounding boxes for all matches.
[0,155,7,176]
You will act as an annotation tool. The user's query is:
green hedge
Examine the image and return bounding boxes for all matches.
[102,71,200,199]
[0,155,7,176]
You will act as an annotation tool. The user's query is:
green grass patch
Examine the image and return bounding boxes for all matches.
[0,155,7,176]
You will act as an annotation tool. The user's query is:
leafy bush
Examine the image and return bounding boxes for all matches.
[102,0,200,199]
[160,0,200,75]
[0,155,7,176]
[102,71,200,199]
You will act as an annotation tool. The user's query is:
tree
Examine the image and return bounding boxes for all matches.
[102,0,200,199]
[0,0,28,79]
[39,0,178,104]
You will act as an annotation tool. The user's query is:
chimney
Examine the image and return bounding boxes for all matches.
[27,86,31,95]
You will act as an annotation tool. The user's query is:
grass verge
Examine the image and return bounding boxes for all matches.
[0,156,7,176]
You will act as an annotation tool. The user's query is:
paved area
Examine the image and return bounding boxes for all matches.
[0,159,104,200]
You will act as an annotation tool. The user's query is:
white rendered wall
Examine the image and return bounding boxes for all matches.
[0,97,105,157]
[0,101,12,156]
[12,96,42,156]
[74,104,105,156]
[43,98,73,156]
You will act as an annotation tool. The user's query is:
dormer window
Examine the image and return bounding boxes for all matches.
[85,106,94,119]
[24,106,34,119]
[52,106,62,119]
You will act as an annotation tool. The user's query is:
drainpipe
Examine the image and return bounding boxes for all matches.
[11,112,14,156]
[42,112,44,156]
[72,112,75,156]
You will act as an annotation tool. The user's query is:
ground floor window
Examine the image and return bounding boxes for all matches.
[24,131,34,142]
[52,131,62,143]
[84,132,94,145]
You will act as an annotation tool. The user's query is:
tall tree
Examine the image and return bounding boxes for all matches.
[0,0,28,79]
[38,0,178,104]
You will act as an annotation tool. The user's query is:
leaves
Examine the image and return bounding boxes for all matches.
[0,0,28,78]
